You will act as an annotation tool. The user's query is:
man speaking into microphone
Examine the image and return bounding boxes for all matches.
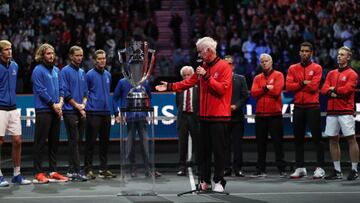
[156,36,232,192]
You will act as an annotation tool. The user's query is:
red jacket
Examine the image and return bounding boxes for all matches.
[251,69,284,117]
[321,66,358,115]
[169,57,232,121]
[286,62,322,108]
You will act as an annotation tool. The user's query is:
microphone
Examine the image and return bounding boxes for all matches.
[196,57,203,79]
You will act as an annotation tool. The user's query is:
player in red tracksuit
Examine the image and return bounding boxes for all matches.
[156,37,232,192]
[321,46,359,181]
[286,42,325,179]
[250,53,286,177]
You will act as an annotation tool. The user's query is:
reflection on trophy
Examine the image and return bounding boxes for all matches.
[118,41,155,110]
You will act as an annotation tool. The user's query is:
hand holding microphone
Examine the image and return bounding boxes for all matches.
[196,66,206,78]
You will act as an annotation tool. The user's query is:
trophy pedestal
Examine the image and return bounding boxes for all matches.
[117,107,156,196]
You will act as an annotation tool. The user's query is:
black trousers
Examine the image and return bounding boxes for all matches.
[255,116,286,172]
[199,121,227,183]
[293,107,324,167]
[177,112,199,168]
[224,119,244,171]
[127,120,150,170]
[63,113,86,173]
[84,114,111,172]
[33,112,60,173]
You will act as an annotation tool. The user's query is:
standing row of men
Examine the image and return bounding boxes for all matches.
[0,40,118,186]
[164,37,359,193]
[250,43,358,181]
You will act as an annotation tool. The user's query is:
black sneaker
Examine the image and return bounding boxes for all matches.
[71,173,88,182]
[223,168,232,177]
[250,171,266,178]
[279,171,287,178]
[99,170,117,178]
[347,170,359,181]
[235,170,245,177]
[325,169,343,180]
[145,170,162,178]
[86,170,96,180]
[177,169,186,176]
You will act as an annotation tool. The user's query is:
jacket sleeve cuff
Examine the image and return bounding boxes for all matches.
[202,72,211,81]
[65,96,72,102]
[300,81,306,87]
[167,83,173,91]
[47,101,54,107]
[263,86,269,92]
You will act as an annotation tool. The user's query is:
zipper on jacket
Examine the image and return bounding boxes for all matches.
[302,67,305,103]
[101,73,106,109]
[333,71,341,111]
[8,68,12,105]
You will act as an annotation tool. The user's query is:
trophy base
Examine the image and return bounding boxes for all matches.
[126,91,150,111]
[127,98,150,111]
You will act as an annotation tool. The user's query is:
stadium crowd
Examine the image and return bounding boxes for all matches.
[0,0,359,91]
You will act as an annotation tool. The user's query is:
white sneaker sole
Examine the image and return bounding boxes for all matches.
[32,179,49,184]
[48,178,68,183]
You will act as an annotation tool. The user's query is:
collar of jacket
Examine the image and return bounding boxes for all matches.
[70,63,80,71]
[263,68,274,77]
[338,65,350,72]
[206,56,220,67]
[300,61,312,67]
[42,62,54,70]
[94,67,104,74]
[0,58,9,68]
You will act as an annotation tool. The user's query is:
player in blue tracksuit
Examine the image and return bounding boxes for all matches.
[84,49,116,179]
[61,46,88,181]
[0,40,31,187]
[32,43,69,183]
[112,78,160,177]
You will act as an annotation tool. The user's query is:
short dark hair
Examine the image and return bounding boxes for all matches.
[300,42,313,51]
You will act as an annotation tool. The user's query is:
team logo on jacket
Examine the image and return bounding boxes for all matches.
[106,78,110,83]
[12,69,16,76]
[214,72,219,79]
[341,76,347,81]
[309,70,314,76]
[269,79,274,84]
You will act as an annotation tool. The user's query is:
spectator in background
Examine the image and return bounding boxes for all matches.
[242,36,256,64]
[169,12,183,49]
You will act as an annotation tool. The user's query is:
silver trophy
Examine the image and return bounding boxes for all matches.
[118,41,155,109]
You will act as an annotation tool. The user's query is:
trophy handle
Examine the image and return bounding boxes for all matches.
[118,49,135,86]
[139,44,155,85]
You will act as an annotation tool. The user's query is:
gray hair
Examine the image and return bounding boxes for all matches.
[259,53,273,62]
[196,37,217,53]
[180,65,194,76]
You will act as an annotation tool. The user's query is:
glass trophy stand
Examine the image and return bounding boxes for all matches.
[117,107,156,196]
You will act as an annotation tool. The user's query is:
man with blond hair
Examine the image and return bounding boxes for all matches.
[321,46,359,181]
[156,37,232,192]
[32,43,68,183]
[0,40,31,187]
